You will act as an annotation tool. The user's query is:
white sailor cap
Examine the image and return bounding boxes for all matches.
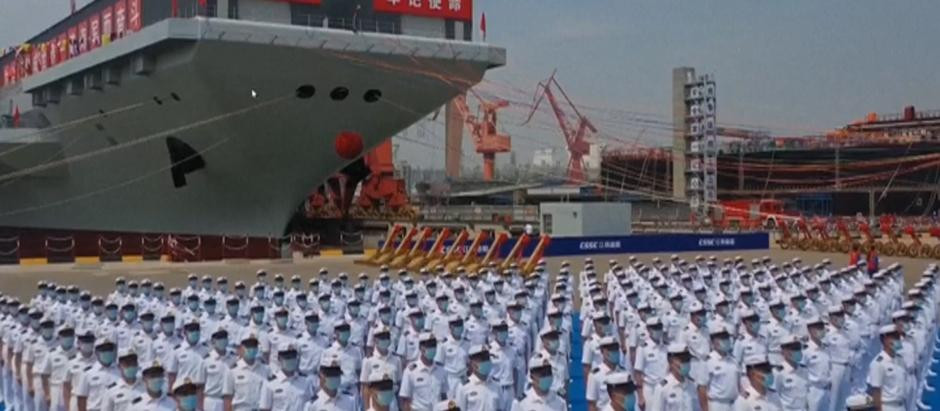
[364,362,396,383]
[845,394,873,409]
[528,355,553,371]
[666,343,688,354]
[468,344,488,357]
[605,371,633,386]
[418,332,437,344]
[592,311,610,321]
[117,345,137,359]
[489,319,508,329]
[879,324,899,335]
[743,355,769,366]
[546,306,562,316]
[276,342,296,353]
[434,400,460,411]
[319,352,342,368]
[597,336,619,348]
[828,306,844,315]
[780,335,802,347]
[645,317,662,327]
[891,310,910,320]
[740,309,760,320]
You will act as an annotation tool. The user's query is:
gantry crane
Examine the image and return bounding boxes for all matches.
[452,94,512,181]
[523,71,596,184]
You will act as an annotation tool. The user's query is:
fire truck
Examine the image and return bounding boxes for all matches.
[715,199,796,230]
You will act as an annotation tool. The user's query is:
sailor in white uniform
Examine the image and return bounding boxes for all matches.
[602,372,637,411]
[454,345,499,411]
[732,357,782,411]
[866,325,908,411]
[308,355,355,411]
[511,355,567,411]
[647,343,697,411]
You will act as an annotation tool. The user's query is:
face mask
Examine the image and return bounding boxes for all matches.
[227,306,239,317]
[276,317,289,329]
[123,311,137,322]
[161,322,175,335]
[179,395,198,411]
[376,338,391,351]
[496,331,508,344]
[60,336,75,350]
[79,342,94,357]
[189,280,198,288]
[41,328,55,341]
[762,373,775,389]
[537,376,553,391]
[452,326,464,338]
[619,393,637,411]
[748,322,761,334]
[186,331,200,345]
[141,320,155,333]
[790,350,803,364]
[187,302,199,311]
[273,296,284,306]
[338,331,351,345]
[407,298,417,307]
[306,322,319,335]
[171,296,182,305]
[320,302,331,311]
[477,360,493,377]
[415,318,426,329]
[106,310,118,321]
[604,350,621,365]
[204,305,216,315]
[237,289,247,298]
[651,330,663,342]
[122,366,138,381]
[213,339,228,353]
[546,339,560,353]
[97,350,116,366]
[376,389,395,406]
[423,348,437,362]
[93,306,104,315]
[892,340,903,353]
[472,307,483,317]
[80,301,91,310]
[281,357,299,373]
[381,313,392,323]
[145,377,164,395]
[297,299,308,309]
[324,376,341,391]
[244,347,259,361]
[718,339,733,354]
[679,361,691,378]
[551,317,562,329]
[349,307,360,317]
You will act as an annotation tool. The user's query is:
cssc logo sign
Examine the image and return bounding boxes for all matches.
[698,237,736,247]
[579,240,622,250]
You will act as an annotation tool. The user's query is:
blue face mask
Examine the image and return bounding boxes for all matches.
[496,331,508,344]
[377,338,391,351]
[477,360,493,377]
[60,337,75,351]
[187,301,199,311]
[186,331,200,345]
[622,393,637,411]
[324,376,341,391]
[97,350,116,366]
[244,347,259,361]
[414,318,425,329]
[161,322,175,335]
[718,339,733,354]
[679,362,691,378]
[297,299,308,309]
[790,350,803,364]
[763,373,775,389]
[41,328,55,341]
[604,350,621,365]
[452,326,464,337]
[546,339,560,353]
[338,331,351,345]
[79,342,94,357]
[213,339,228,353]
[892,340,903,353]
[141,320,154,333]
[122,366,138,381]
[106,310,118,321]
[275,317,289,328]
[179,395,198,411]
[281,357,299,373]
[537,376,553,391]
[227,306,239,317]
[423,348,437,362]
[274,296,285,306]
[145,377,164,395]
[376,389,395,406]
[204,304,216,315]
[306,323,319,335]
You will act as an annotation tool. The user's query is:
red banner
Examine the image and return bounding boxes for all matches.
[78,21,89,54]
[102,6,113,44]
[89,13,101,49]
[67,27,78,58]
[373,0,472,22]
[57,33,68,63]
[127,0,141,32]
[115,0,127,39]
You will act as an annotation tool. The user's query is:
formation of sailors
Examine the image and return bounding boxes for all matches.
[0,254,935,411]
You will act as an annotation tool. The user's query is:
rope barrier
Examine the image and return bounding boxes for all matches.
[291,233,320,251]
[222,235,250,251]
[141,235,165,253]
[98,235,123,256]
[340,231,363,246]
[168,235,201,258]
[45,235,75,253]
[0,236,19,257]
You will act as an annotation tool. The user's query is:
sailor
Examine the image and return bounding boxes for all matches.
[298,314,330,378]
[438,318,470,398]
[101,348,146,411]
[803,318,830,411]
[74,338,121,411]
[734,310,767,368]
[362,369,397,411]
[428,294,454,342]
[38,326,76,411]
[398,309,426,364]
[399,333,446,411]
[454,345,499,411]
[138,362,176,410]
[63,331,97,411]
[583,312,614,376]
[166,320,208,392]
[647,343,697,411]
[228,335,269,411]
[259,343,313,411]
[775,335,808,411]
[243,305,272,359]
[316,294,336,337]
[267,309,297,373]
[866,325,907,411]
[678,306,710,385]
[170,380,200,411]
[464,301,489,346]
[203,330,235,411]
[765,299,790,366]
[26,318,58,411]
[252,270,269,299]
[703,327,739,411]
[346,300,367,349]
[602,372,637,411]
[323,322,363,407]
[587,336,627,411]
[732,357,782,411]
[359,326,402,405]
[511,355,566,410]
[824,307,854,411]
[634,319,667,409]
[488,319,518,410]
[308,355,355,411]
[133,312,158,365]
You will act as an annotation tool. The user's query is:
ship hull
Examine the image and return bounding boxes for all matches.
[0,18,504,236]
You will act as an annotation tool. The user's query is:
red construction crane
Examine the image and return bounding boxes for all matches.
[452,94,511,181]
[523,71,596,184]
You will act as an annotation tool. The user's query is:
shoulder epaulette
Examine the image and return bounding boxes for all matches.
[268,374,277,381]
[107,382,117,388]
[131,396,142,404]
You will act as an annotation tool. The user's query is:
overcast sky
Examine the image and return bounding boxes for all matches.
[4,0,940,170]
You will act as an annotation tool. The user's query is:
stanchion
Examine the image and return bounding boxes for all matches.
[141,235,165,261]
[222,235,249,259]
[341,230,364,254]
[168,235,202,262]
[0,236,20,265]
[46,235,75,263]
[98,235,123,262]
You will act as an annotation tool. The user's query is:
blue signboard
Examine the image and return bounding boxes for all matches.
[380,232,768,259]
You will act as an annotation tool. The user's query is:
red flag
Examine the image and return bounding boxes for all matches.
[12,106,20,128]
[171,0,178,17]
[480,12,487,41]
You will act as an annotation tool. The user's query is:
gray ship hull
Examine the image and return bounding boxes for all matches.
[0,18,505,236]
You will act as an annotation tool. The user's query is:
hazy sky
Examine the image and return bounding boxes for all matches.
[4,0,940,170]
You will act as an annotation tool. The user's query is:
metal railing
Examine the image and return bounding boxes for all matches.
[418,205,540,224]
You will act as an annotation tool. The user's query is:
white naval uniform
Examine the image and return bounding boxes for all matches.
[259,371,314,411]
[866,350,908,411]
[305,388,355,411]
[704,351,739,411]
[732,384,782,411]
[585,362,623,410]
[774,361,808,411]
[648,373,697,411]
[510,387,567,411]
[803,339,831,411]
[203,350,236,411]
[228,359,270,411]
[36,347,76,411]
[100,379,147,411]
[74,364,121,411]
[438,335,470,397]
[399,360,446,411]
[455,374,499,411]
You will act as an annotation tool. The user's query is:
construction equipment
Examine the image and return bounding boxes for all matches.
[406,228,452,271]
[524,71,596,184]
[361,224,405,264]
[521,234,551,274]
[390,227,434,268]
[465,232,509,274]
[452,94,512,181]
[372,226,420,266]
[446,231,491,273]
[351,140,413,219]
[424,229,470,272]
[498,234,531,271]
